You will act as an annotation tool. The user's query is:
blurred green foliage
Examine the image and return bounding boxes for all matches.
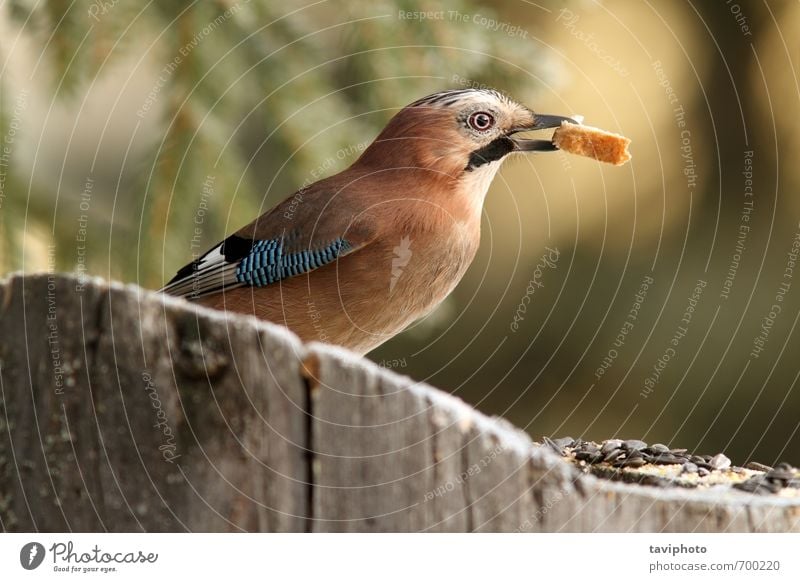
[0,0,547,286]
[4,0,799,467]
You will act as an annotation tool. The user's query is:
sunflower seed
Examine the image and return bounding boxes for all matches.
[744,461,773,472]
[575,450,603,464]
[735,477,771,494]
[604,449,626,463]
[652,454,686,465]
[619,456,647,468]
[601,439,624,454]
[553,437,575,449]
[766,468,794,482]
[623,439,647,451]
[543,436,564,456]
[740,477,783,494]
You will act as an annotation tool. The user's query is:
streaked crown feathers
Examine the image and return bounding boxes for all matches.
[408,87,517,109]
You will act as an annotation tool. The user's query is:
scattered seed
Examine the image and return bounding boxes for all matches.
[710,453,731,471]
[604,449,625,463]
[734,476,783,495]
[546,435,798,495]
[575,450,603,464]
[745,461,773,472]
[652,454,686,465]
[766,481,783,493]
[619,456,646,468]
[543,436,564,456]
[623,439,647,451]
[733,478,760,494]
[601,439,624,454]
[553,437,575,449]
[766,468,794,482]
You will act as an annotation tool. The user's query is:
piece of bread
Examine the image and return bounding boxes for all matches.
[552,122,631,166]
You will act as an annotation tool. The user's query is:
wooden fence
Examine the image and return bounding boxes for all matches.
[1,274,798,532]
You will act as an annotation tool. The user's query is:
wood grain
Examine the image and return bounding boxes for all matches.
[1,274,798,532]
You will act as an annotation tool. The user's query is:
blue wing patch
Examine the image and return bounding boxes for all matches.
[235,237,352,287]
[161,234,355,299]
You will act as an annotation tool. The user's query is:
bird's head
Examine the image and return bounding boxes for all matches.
[356,88,576,190]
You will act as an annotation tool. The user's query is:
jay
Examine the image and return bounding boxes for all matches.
[162,88,575,354]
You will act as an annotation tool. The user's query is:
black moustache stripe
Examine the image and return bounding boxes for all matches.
[465,136,515,171]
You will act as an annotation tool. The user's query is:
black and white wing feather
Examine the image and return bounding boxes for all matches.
[160,233,355,300]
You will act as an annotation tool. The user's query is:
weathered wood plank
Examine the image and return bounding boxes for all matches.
[303,344,436,532]
[0,273,109,531]
[1,273,799,533]
[0,274,310,532]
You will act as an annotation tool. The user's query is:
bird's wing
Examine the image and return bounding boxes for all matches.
[160,188,373,300]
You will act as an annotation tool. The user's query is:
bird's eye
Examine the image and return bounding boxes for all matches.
[468,111,495,132]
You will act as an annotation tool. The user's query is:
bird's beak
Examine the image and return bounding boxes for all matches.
[509,114,581,152]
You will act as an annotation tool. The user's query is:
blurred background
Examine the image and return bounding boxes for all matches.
[1,0,799,464]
